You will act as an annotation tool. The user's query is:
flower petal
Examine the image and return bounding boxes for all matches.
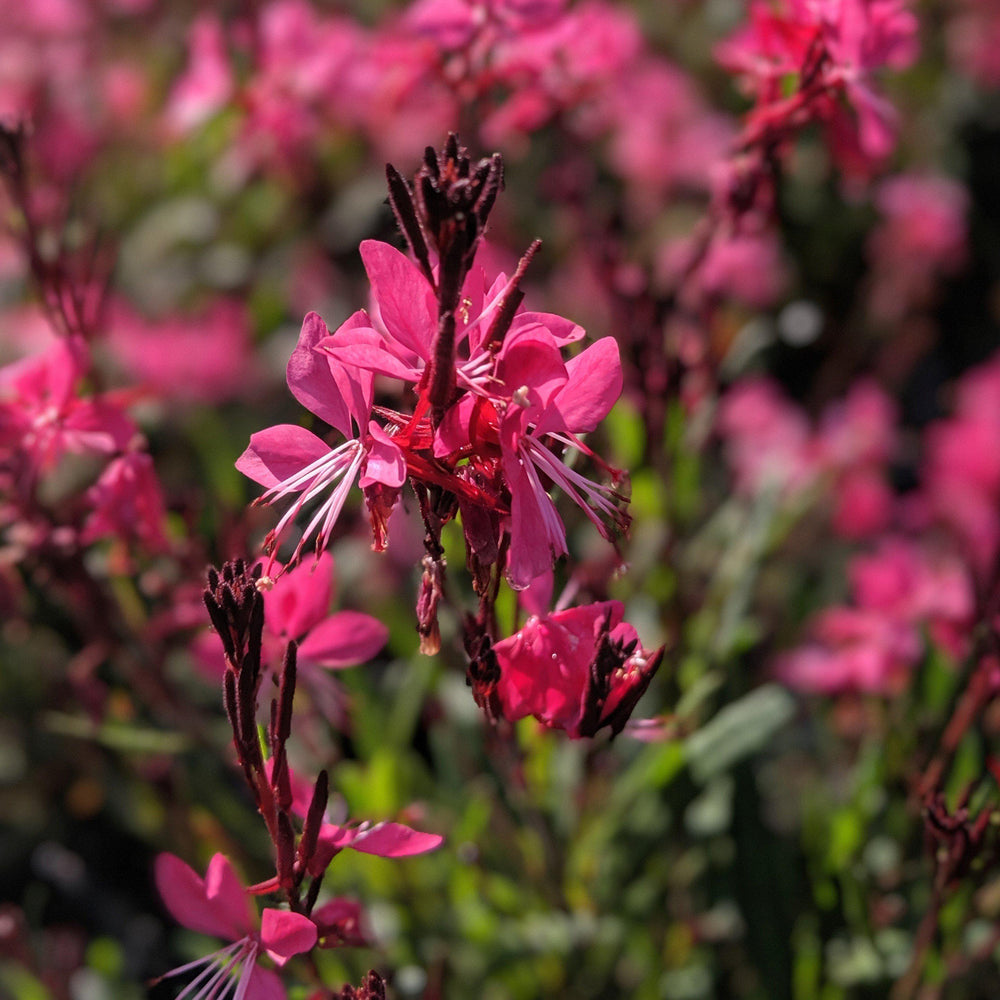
[297,610,389,668]
[360,240,436,359]
[204,853,256,938]
[348,822,444,857]
[264,553,334,641]
[155,852,251,942]
[245,964,287,1000]
[536,337,622,436]
[287,312,372,438]
[260,909,318,966]
[236,425,331,490]
[360,421,406,489]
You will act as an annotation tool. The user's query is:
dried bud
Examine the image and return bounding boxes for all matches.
[417,554,445,655]
[463,618,504,724]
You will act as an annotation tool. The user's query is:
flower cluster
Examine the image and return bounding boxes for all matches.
[237,136,660,738]
[711,0,918,236]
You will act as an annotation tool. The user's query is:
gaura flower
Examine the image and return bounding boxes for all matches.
[236,311,405,564]
[154,852,316,1000]
[491,600,662,737]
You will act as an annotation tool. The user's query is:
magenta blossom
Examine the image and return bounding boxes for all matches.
[195,553,387,723]
[493,334,627,588]
[155,852,317,1000]
[81,450,170,554]
[236,311,405,564]
[492,601,662,738]
[0,337,134,480]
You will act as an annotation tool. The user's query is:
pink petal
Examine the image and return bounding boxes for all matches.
[537,337,622,436]
[360,421,406,488]
[309,823,358,875]
[497,335,567,419]
[348,822,444,857]
[236,425,330,489]
[204,854,256,938]
[297,610,389,667]
[287,312,373,438]
[155,853,250,942]
[509,311,585,347]
[433,394,476,457]
[264,553,334,640]
[245,965,287,1000]
[320,328,423,382]
[360,240,436,359]
[501,437,567,589]
[260,909,318,966]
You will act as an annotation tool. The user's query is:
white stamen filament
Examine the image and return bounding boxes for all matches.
[260,439,366,560]
[162,937,260,1000]
[522,435,621,536]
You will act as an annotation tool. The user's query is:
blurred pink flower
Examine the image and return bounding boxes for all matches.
[867,173,969,323]
[777,605,919,694]
[107,299,258,404]
[81,450,170,554]
[947,0,1000,87]
[779,536,973,694]
[155,852,316,999]
[717,378,817,497]
[164,14,233,133]
[718,0,918,173]
[0,337,134,477]
[661,230,787,309]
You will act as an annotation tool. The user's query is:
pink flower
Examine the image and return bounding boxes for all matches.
[81,450,170,554]
[164,14,234,134]
[718,0,918,172]
[107,299,258,404]
[195,553,387,723]
[275,760,443,877]
[0,337,134,479]
[155,853,317,999]
[493,334,626,588]
[492,601,662,737]
[777,606,920,694]
[717,379,816,497]
[308,819,445,876]
[236,311,405,563]
[867,173,969,322]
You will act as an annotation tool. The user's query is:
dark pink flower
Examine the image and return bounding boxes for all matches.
[0,337,135,479]
[155,852,316,999]
[236,311,405,563]
[164,13,233,134]
[493,601,662,737]
[81,450,170,554]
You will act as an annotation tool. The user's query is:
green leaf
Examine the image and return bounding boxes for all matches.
[685,684,795,784]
